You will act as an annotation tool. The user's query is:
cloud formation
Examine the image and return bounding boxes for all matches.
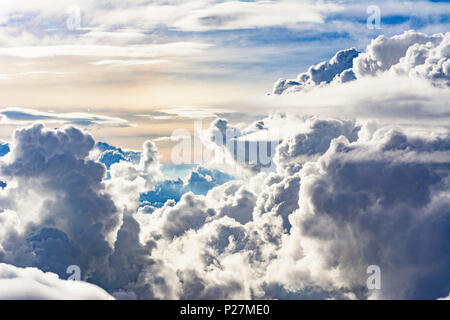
[266,31,450,125]
[272,30,449,95]
[0,43,210,59]
[0,30,449,300]
[0,117,449,300]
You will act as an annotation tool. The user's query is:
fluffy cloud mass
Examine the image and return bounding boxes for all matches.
[273,48,359,94]
[272,30,449,95]
[265,30,450,126]
[0,30,449,300]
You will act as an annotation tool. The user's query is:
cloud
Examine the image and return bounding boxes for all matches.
[104,140,163,213]
[273,117,360,175]
[272,48,359,94]
[269,126,450,299]
[138,117,449,299]
[199,115,360,175]
[0,43,210,59]
[353,31,445,78]
[140,166,234,210]
[0,263,114,300]
[0,71,75,80]
[1,0,447,36]
[91,59,169,67]
[0,142,10,157]
[0,30,449,300]
[0,108,129,127]
[0,123,121,280]
[93,142,140,169]
[78,0,340,33]
[266,31,450,123]
[158,107,237,120]
[1,1,448,112]
[266,73,450,122]
[169,1,337,31]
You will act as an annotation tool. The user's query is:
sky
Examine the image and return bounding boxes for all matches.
[0,0,449,301]
[0,0,449,156]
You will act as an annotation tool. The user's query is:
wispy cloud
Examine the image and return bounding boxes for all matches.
[0,108,129,127]
[0,0,448,141]
[157,107,236,119]
[90,59,169,66]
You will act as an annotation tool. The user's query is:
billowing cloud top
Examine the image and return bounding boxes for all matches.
[0,263,113,300]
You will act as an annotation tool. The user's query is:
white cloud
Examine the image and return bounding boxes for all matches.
[0,263,113,300]
[273,30,449,95]
[0,71,75,79]
[169,1,337,31]
[268,31,450,123]
[0,108,129,127]
[0,115,449,299]
[266,74,450,122]
[105,140,163,213]
[272,48,359,94]
[353,31,446,78]
[0,124,122,278]
[267,126,450,299]
[91,59,169,66]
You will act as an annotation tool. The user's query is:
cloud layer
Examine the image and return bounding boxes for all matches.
[0,116,448,299]
[272,30,449,95]
[0,30,449,300]
[0,108,129,127]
